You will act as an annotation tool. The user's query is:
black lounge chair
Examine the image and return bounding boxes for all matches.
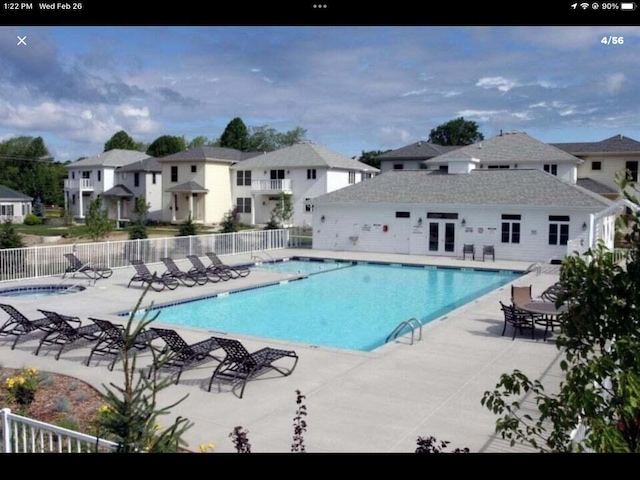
[149,327,224,384]
[128,259,180,291]
[207,336,298,399]
[205,252,251,279]
[0,303,57,349]
[186,255,230,283]
[63,253,113,280]
[463,244,475,260]
[86,318,159,370]
[35,310,102,360]
[160,257,208,287]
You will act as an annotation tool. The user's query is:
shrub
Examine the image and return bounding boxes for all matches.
[4,367,41,411]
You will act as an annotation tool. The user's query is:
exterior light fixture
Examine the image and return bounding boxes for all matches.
[321,215,325,223]
[461,218,466,227]
[582,221,587,231]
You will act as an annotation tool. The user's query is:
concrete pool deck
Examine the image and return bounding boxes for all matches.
[0,248,565,453]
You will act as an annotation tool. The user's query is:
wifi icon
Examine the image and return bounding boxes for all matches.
[580,2,590,8]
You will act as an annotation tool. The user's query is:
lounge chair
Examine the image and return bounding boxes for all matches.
[128,259,180,291]
[186,254,231,282]
[207,336,298,399]
[463,244,475,260]
[160,257,208,287]
[63,253,113,280]
[35,310,102,360]
[205,252,251,279]
[499,301,536,340]
[149,327,224,384]
[0,303,57,349]
[86,318,159,370]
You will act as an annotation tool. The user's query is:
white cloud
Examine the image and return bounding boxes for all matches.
[476,77,519,92]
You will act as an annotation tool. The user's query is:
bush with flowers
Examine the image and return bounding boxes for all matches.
[4,367,41,411]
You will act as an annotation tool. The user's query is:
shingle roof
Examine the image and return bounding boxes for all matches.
[118,156,161,172]
[230,142,379,172]
[102,184,134,197]
[66,149,150,168]
[0,184,32,201]
[551,134,640,154]
[165,181,208,193]
[377,141,463,160]
[576,178,619,195]
[158,146,262,163]
[313,169,609,209]
[428,131,582,165]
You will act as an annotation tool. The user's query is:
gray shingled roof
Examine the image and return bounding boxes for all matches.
[118,156,161,172]
[159,146,262,163]
[313,169,610,208]
[230,142,379,172]
[428,131,582,165]
[377,141,463,160]
[576,178,619,195]
[551,134,640,154]
[66,149,150,168]
[0,184,32,201]
[165,181,208,193]
[102,184,134,197]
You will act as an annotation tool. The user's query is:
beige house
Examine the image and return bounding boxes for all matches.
[157,147,262,225]
[552,134,640,201]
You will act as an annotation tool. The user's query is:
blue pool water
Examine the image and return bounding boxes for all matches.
[0,284,86,298]
[135,261,521,351]
[251,258,352,275]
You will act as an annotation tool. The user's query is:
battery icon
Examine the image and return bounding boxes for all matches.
[621,2,637,9]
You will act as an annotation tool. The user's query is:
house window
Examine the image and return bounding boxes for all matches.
[419,164,427,170]
[625,161,638,182]
[543,164,558,176]
[72,194,76,205]
[97,171,101,182]
[134,172,140,187]
[439,165,449,172]
[348,172,356,184]
[307,169,317,180]
[501,214,521,244]
[395,211,410,218]
[236,197,252,214]
[171,166,178,182]
[305,198,313,212]
[152,173,157,184]
[71,171,75,179]
[592,161,602,171]
[363,172,373,179]
[548,215,570,246]
[488,165,509,169]
[236,170,251,186]
[191,165,197,173]
[393,164,404,170]
[82,171,91,179]
[0,205,14,216]
[270,170,285,180]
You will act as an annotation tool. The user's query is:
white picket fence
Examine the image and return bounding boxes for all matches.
[1,408,119,453]
[0,229,290,283]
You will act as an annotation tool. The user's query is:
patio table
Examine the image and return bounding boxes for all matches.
[519,301,568,341]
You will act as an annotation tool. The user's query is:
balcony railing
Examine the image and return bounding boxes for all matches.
[64,179,95,190]
[251,179,292,193]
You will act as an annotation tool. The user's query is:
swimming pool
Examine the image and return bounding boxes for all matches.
[0,284,86,298]
[134,260,522,351]
[251,258,353,275]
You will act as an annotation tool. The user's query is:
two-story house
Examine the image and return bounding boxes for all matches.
[157,146,262,225]
[64,149,151,220]
[230,142,379,227]
[376,141,463,173]
[551,134,640,201]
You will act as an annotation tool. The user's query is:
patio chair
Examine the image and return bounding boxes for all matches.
[63,253,113,280]
[463,244,475,260]
[35,310,102,360]
[499,301,536,340]
[207,336,299,399]
[482,245,495,262]
[511,284,533,308]
[0,303,58,349]
[148,327,224,384]
[205,252,251,279]
[86,318,160,370]
[160,257,209,287]
[128,259,180,292]
[186,254,231,283]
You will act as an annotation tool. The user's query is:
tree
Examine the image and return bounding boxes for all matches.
[128,195,150,240]
[358,149,391,169]
[219,207,240,233]
[146,135,186,157]
[219,117,249,151]
[85,196,113,242]
[104,130,142,152]
[32,196,45,217]
[481,173,640,453]
[246,125,307,152]
[186,136,213,149]
[268,193,294,228]
[0,219,25,249]
[428,117,484,146]
[177,214,198,237]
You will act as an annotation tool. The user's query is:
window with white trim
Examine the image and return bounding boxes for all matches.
[237,170,251,186]
[236,197,252,214]
[348,171,356,184]
[501,214,521,244]
[548,215,570,245]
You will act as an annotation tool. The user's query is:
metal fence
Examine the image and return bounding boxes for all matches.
[0,229,290,283]
[1,408,119,453]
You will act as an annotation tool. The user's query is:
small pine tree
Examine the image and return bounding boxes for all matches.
[219,207,240,233]
[32,196,45,217]
[0,219,25,249]
[85,197,113,241]
[177,214,198,237]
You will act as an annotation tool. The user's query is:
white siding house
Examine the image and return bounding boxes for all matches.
[0,185,32,223]
[377,142,463,173]
[231,142,378,227]
[64,149,150,220]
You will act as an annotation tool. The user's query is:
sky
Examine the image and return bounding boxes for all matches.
[1,25,640,162]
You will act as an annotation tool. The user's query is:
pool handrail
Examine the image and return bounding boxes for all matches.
[386,317,423,345]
